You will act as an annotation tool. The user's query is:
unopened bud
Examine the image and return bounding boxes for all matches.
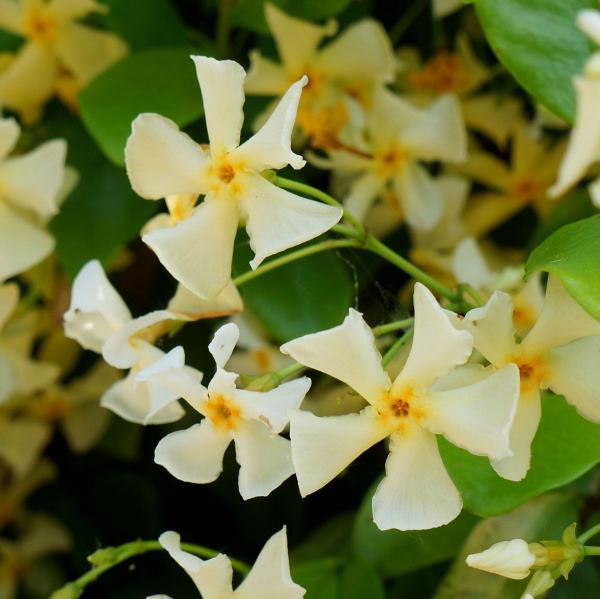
[466,538,536,580]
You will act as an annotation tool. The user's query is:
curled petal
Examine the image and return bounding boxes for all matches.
[208,322,240,368]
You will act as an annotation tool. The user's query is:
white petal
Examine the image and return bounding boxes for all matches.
[0,139,66,218]
[281,308,391,404]
[545,335,600,423]
[395,283,472,393]
[0,116,20,160]
[289,407,389,496]
[421,364,519,460]
[372,427,462,530]
[343,172,385,222]
[578,9,600,45]
[234,420,295,499]
[54,21,127,83]
[234,376,311,433]
[168,281,243,319]
[549,76,600,198]
[235,527,305,599]
[392,162,443,230]
[63,259,131,353]
[102,310,175,369]
[466,539,535,580]
[491,389,541,481]
[244,51,289,95]
[125,113,209,200]
[450,291,519,367]
[235,76,307,171]
[0,202,54,282]
[451,236,494,289]
[154,420,232,484]
[208,322,240,368]
[317,20,395,84]
[241,174,342,269]
[0,0,24,35]
[143,197,239,300]
[264,3,336,74]
[191,56,245,152]
[523,274,600,355]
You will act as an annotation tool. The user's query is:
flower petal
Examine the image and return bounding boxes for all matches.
[234,376,311,433]
[343,172,385,222]
[0,116,20,161]
[491,389,541,481]
[168,281,243,319]
[207,322,240,369]
[235,527,305,599]
[125,113,209,200]
[289,407,389,496]
[421,364,519,460]
[154,420,232,484]
[244,51,289,95]
[0,139,66,218]
[395,283,472,393]
[142,197,239,300]
[241,174,342,269]
[49,0,108,19]
[372,427,462,530]
[191,56,245,152]
[281,308,391,404]
[234,419,295,499]
[235,75,307,171]
[545,335,600,423]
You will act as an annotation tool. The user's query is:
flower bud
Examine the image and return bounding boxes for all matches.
[466,538,536,580]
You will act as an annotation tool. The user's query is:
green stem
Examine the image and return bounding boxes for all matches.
[50,540,250,598]
[578,522,600,545]
[274,361,305,380]
[583,545,600,556]
[215,0,235,58]
[390,0,429,45]
[276,176,366,235]
[382,328,414,368]
[372,318,414,337]
[457,283,485,308]
[233,239,361,286]
[364,234,457,301]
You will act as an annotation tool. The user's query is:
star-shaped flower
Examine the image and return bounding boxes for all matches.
[125,56,342,301]
[281,283,519,530]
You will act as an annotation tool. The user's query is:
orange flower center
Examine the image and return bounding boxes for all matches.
[409,52,468,94]
[516,356,545,393]
[295,101,349,150]
[204,393,240,431]
[374,145,407,178]
[509,178,545,203]
[23,8,57,45]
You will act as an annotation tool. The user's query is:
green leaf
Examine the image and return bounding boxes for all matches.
[525,214,600,321]
[440,395,600,517]
[46,105,155,280]
[78,47,204,166]
[233,235,354,343]
[291,560,340,599]
[290,512,354,563]
[339,559,385,599]
[231,0,352,34]
[101,0,188,50]
[475,0,596,123]
[432,493,580,599]
[352,480,479,578]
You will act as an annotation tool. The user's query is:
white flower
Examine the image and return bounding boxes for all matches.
[138,323,311,499]
[281,283,519,530]
[125,56,342,301]
[449,275,600,481]
[148,527,304,599]
[466,539,536,580]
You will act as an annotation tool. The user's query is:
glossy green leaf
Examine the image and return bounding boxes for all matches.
[353,481,479,579]
[78,47,204,166]
[233,235,354,343]
[525,214,600,321]
[46,106,155,280]
[440,395,600,517]
[433,493,579,599]
[339,559,384,599]
[475,0,596,123]
[231,0,352,34]
[101,0,188,50]
[290,512,354,563]
[291,560,339,599]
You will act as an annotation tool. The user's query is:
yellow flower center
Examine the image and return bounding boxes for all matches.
[379,386,425,434]
[203,393,240,431]
[295,101,349,150]
[409,52,468,94]
[509,178,545,203]
[23,8,57,45]
[516,355,545,393]
[374,145,407,179]
[252,348,272,373]
[208,152,245,199]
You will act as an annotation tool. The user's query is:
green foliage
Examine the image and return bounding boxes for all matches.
[433,493,580,599]
[353,483,479,578]
[46,106,156,280]
[291,560,340,599]
[339,559,385,599]
[440,395,600,517]
[233,235,355,343]
[476,0,596,123]
[525,214,600,321]
[78,47,206,166]
[231,0,353,34]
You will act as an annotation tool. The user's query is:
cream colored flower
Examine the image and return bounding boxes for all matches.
[466,539,536,580]
[125,56,342,301]
[0,0,127,122]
